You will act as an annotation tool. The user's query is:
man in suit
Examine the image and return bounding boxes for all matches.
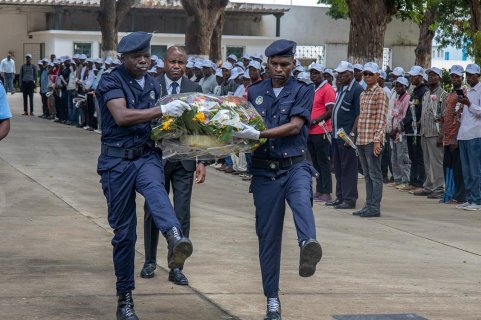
[141,46,206,285]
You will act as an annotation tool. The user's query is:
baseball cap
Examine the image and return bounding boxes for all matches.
[156,60,164,68]
[295,65,304,73]
[393,76,409,87]
[379,71,387,79]
[95,58,103,64]
[450,65,464,76]
[323,68,335,78]
[221,62,233,70]
[243,70,250,79]
[248,60,261,70]
[194,61,203,69]
[215,68,223,77]
[151,55,158,61]
[73,53,80,59]
[353,63,363,71]
[334,61,354,73]
[242,53,251,60]
[229,70,243,80]
[105,57,113,65]
[392,66,405,77]
[79,54,87,60]
[407,65,424,76]
[465,63,480,75]
[362,62,380,74]
[426,67,442,77]
[308,63,324,73]
[26,53,32,58]
[186,61,194,68]
[147,67,157,73]
[227,54,238,62]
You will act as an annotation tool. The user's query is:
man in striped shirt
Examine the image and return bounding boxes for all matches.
[353,62,389,217]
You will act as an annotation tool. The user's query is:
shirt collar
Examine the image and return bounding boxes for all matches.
[315,80,327,91]
[365,83,380,92]
[469,82,481,92]
[346,78,356,91]
[164,74,181,89]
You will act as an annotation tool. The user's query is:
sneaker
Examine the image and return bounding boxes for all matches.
[463,204,481,211]
[455,202,470,209]
[83,126,91,130]
[241,174,252,181]
[264,297,281,320]
[212,163,223,169]
[358,173,364,179]
[94,129,102,134]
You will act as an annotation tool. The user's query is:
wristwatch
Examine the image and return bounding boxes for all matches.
[312,119,318,125]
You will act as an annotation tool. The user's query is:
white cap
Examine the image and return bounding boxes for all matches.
[186,61,194,68]
[64,55,71,61]
[450,65,464,76]
[211,61,218,70]
[156,60,164,68]
[147,67,157,73]
[465,63,480,74]
[392,67,405,77]
[323,68,335,78]
[248,60,261,70]
[363,62,380,74]
[151,55,159,61]
[295,59,302,67]
[379,71,387,79]
[243,70,250,79]
[79,54,87,60]
[242,53,251,60]
[353,63,363,71]
[37,60,43,65]
[250,53,263,61]
[235,62,245,70]
[233,66,244,74]
[229,70,243,80]
[295,65,304,73]
[394,76,409,87]
[73,53,80,59]
[95,58,103,64]
[112,58,121,65]
[422,71,428,81]
[308,63,323,73]
[86,58,94,63]
[215,68,223,77]
[194,61,203,69]
[201,60,212,68]
[334,61,354,73]
[407,65,424,76]
[48,62,54,67]
[426,67,441,77]
[227,54,238,62]
[41,58,49,63]
[221,61,233,70]
[105,57,113,64]
[26,53,32,58]
[297,71,311,83]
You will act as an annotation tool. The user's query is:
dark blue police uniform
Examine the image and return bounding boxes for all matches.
[248,69,319,298]
[96,40,181,295]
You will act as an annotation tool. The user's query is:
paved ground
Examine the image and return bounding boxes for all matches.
[1,94,481,320]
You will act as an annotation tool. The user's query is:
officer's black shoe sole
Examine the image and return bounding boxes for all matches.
[168,239,193,269]
[299,239,322,277]
[140,269,155,279]
[359,211,381,218]
[140,263,156,278]
[264,311,282,320]
[353,207,369,216]
[168,273,189,285]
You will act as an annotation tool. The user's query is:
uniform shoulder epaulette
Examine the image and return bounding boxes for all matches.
[248,79,264,88]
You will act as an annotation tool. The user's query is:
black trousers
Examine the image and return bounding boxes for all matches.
[332,138,358,203]
[40,93,49,117]
[443,146,466,203]
[407,136,425,187]
[307,133,332,194]
[22,81,35,113]
[59,89,69,121]
[381,134,393,178]
[143,160,195,266]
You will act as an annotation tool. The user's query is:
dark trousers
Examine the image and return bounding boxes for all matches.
[358,143,383,212]
[251,161,316,298]
[307,133,332,194]
[99,152,181,293]
[459,139,481,205]
[59,89,69,121]
[332,138,358,203]
[443,146,466,203]
[407,136,425,187]
[381,134,393,179]
[143,160,195,266]
[22,81,35,113]
[86,93,97,128]
[40,93,49,117]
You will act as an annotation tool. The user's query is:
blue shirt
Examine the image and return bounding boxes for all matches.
[332,79,363,138]
[247,77,314,160]
[40,68,49,94]
[0,85,12,120]
[95,65,160,171]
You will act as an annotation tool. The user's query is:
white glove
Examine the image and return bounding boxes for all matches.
[233,124,260,140]
[160,100,191,117]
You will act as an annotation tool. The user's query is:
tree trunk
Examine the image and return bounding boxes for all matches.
[97,0,135,59]
[210,10,225,62]
[414,6,438,68]
[469,0,481,64]
[346,0,396,66]
[181,0,228,57]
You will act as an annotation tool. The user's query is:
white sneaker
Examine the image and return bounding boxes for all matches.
[358,173,364,179]
[456,202,470,209]
[94,129,101,134]
[463,204,481,211]
[83,126,91,130]
[213,163,223,169]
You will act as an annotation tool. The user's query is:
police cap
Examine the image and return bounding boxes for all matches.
[117,32,152,54]
[265,39,296,58]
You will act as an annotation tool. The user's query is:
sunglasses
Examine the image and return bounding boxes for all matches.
[362,72,374,77]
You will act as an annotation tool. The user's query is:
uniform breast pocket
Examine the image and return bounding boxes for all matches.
[257,106,267,120]
[279,105,291,124]
[340,101,352,112]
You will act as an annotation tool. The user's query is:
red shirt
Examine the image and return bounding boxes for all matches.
[442,91,465,146]
[309,81,336,134]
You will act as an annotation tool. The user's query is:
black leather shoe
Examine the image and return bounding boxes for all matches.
[360,211,381,218]
[140,262,156,278]
[116,291,139,320]
[169,268,189,285]
[166,227,193,269]
[353,207,369,216]
[264,297,281,320]
[299,239,322,277]
[334,201,356,209]
[325,198,342,206]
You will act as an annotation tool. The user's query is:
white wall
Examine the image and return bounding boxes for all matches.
[0,13,33,71]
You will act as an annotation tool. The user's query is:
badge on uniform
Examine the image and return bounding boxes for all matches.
[150,90,155,100]
[255,96,263,105]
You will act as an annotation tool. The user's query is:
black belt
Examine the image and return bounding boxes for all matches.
[101,144,151,160]
[251,155,305,170]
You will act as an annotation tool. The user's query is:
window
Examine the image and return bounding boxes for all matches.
[226,46,244,60]
[444,51,450,60]
[152,45,167,59]
[382,48,392,71]
[73,42,92,57]
[295,46,324,66]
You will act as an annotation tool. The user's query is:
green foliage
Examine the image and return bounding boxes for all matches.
[317,0,349,19]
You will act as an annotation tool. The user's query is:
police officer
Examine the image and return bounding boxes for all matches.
[96,31,194,320]
[233,39,323,320]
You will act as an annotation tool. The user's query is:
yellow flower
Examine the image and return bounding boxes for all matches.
[193,112,206,123]
[162,118,174,130]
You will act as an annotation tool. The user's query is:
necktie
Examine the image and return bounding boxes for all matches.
[171,82,179,94]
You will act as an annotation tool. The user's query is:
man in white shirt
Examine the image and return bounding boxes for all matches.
[456,63,481,211]
[0,52,16,94]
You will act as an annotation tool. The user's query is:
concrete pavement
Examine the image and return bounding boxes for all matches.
[1,93,481,320]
